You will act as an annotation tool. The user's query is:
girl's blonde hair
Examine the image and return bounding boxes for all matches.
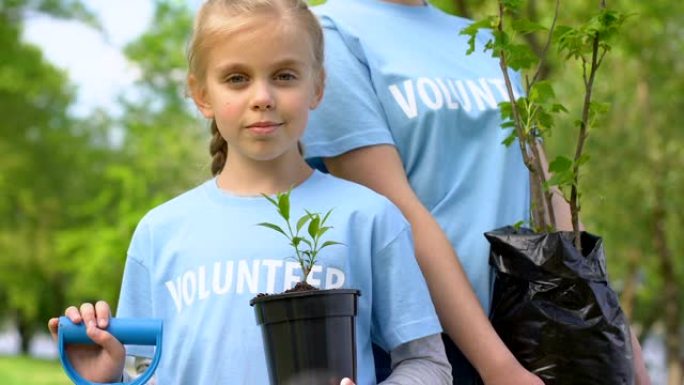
[187,0,324,176]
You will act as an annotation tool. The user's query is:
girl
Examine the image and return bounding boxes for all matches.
[48,1,452,385]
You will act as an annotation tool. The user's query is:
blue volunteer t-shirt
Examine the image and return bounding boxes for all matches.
[304,0,530,313]
[116,171,441,385]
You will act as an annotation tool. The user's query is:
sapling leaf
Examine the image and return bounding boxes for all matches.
[296,214,310,232]
[300,238,313,248]
[261,193,279,208]
[459,17,496,55]
[589,102,610,124]
[502,132,517,147]
[278,192,290,221]
[545,171,573,190]
[322,209,334,225]
[551,103,568,113]
[317,226,331,238]
[505,43,538,71]
[320,241,343,249]
[499,101,513,120]
[257,222,286,237]
[548,155,573,173]
[308,215,321,239]
[529,81,555,103]
[536,108,555,130]
[502,0,523,11]
[577,154,591,167]
[257,188,343,286]
[511,19,547,35]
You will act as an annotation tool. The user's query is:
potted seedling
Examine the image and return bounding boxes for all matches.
[249,189,360,385]
[462,1,634,383]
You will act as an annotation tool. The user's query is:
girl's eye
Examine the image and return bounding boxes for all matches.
[275,72,297,82]
[225,74,248,84]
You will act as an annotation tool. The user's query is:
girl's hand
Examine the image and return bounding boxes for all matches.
[340,378,355,385]
[47,301,126,383]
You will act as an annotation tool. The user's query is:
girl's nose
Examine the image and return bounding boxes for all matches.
[251,81,275,111]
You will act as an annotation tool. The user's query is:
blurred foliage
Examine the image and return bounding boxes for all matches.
[0,0,206,352]
[0,355,69,385]
[0,0,103,351]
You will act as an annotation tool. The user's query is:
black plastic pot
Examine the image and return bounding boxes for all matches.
[484,226,634,385]
[250,288,360,385]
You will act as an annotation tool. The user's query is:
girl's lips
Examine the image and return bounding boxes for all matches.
[246,122,283,135]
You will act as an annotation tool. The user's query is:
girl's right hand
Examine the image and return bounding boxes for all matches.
[47,301,126,383]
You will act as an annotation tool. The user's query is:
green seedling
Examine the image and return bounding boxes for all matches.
[258,189,343,284]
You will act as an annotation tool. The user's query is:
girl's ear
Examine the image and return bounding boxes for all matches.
[309,68,325,110]
[188,74,214,118]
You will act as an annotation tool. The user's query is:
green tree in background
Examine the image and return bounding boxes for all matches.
[577,2,684,383]
[0,0,105,353]
[0,0,206,353]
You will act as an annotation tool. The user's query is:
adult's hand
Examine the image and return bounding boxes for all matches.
[480,358,544,385]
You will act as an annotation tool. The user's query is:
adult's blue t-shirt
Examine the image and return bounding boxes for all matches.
[304,0,530,313]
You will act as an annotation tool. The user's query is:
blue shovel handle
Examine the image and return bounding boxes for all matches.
[58,317,163,385]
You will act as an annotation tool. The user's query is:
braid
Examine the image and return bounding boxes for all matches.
[209,119,227,175]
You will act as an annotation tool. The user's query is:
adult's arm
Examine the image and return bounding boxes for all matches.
[323,144,542,385]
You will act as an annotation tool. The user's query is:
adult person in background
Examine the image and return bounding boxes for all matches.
[303,0,651,384]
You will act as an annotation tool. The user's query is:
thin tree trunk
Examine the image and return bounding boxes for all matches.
[652,174,682,385]
[619,249,641,320]
[16,313,33,355]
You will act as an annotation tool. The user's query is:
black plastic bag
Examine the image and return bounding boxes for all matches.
[485,226,634,385]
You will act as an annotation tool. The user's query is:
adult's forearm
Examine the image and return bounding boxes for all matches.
[321,146,526,382]
[631,329,652,385]
[406,205,520,382]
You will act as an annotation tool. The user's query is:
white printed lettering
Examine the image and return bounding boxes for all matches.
[284,261,302,290]
[488,78,509,101]
[417,77,444,110]
[467,79,498,110]
[454,80,473,112]
[389,80,418,119]
[165,278,183,313]
[262,259,284,294]
[306,264,323,288]
[181,271,196,307]
[326,268,345,289]
[237,260,260,294]
[197,266,210,301]
[163,259,348,312]
[212,261,233,295]
[436,78,459,110]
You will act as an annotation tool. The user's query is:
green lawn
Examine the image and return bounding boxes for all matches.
[0,356,71,385]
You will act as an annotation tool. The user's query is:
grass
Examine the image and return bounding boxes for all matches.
[0,355,71,385]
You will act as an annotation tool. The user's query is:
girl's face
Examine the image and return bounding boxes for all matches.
[191,15,323,166]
